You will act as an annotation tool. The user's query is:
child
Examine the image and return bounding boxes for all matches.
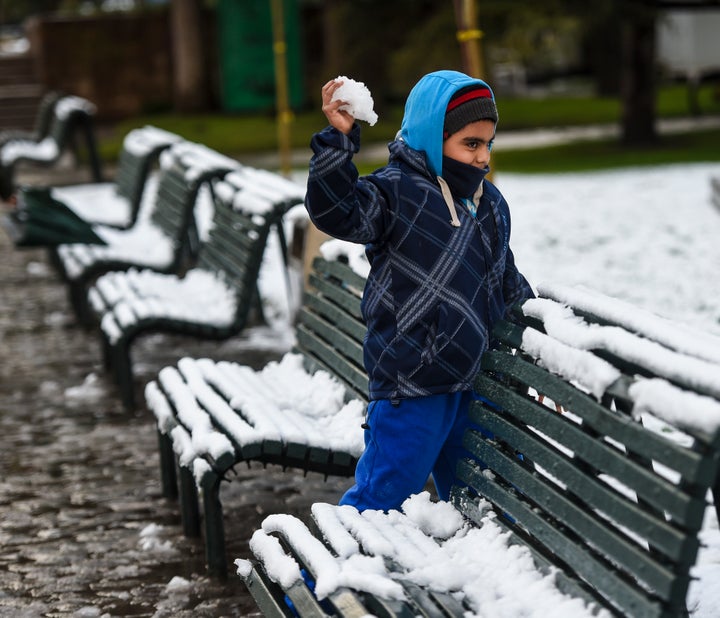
[306,70,534,512]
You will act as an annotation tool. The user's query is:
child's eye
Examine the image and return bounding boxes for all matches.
[488,140,494,152]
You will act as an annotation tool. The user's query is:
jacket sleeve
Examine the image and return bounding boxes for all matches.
[305,124,393,244]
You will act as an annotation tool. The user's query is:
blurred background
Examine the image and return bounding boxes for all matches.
[1,0,719,171]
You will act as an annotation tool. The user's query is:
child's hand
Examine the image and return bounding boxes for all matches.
[321,80,355,135]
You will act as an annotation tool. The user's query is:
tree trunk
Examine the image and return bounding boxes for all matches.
[170,0,208,112]
[322,0,344,81]
[620,3,657,145]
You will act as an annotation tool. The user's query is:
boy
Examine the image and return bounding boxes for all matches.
[306,70,534,512]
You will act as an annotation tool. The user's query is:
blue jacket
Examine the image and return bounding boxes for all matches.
[306,70,534,401]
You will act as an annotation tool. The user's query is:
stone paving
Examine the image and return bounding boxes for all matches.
[0,185,352,616]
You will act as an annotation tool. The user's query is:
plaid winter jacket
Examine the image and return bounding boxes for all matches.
[306,71,534,401]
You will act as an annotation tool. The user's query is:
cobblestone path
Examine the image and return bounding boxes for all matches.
[0,213,351,617]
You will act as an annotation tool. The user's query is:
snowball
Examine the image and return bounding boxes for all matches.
[332,75,378,126]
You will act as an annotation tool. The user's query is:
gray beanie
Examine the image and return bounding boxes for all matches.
[443,85,498,138]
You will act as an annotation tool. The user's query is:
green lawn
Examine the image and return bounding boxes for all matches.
[100,82,720,174]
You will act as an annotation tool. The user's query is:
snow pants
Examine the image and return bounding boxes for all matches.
[339,391,489,512]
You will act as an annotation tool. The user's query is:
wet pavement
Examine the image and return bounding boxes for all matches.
[0,178,352,616]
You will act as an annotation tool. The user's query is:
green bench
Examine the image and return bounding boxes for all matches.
[87,167,304,410]
[238,283,720,618]
[143,241,370,578]
[47,125,182,230]
[0,94,102,201]
[54,141,239,326]
[0,90,63,149]
[3,126,181,252]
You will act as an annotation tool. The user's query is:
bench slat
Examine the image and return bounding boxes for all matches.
[312,257,366,301]
[480,348,713,488]
[296,324,367,400]
[301,290,366,344]
[243,565,297,617]
[469,391,698,563]
[474,369,707,531]
[461,431,685,603]
[456,453,669,618]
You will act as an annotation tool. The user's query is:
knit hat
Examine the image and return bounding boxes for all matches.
[443,85,498,138]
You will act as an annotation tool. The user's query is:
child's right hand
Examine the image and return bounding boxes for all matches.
[321,80,355,135]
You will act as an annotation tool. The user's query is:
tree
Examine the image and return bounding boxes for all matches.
[169,0,209,112]
[620,0,658,146]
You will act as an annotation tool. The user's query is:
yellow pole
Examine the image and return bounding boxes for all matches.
[270,0,293,177]
[453,0,485,78]
[453,0,494,182]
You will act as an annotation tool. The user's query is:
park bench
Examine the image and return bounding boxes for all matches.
[2,126,182,251]
[87,166,305,410]
[143,240,370,578]
[0,94,102,200]
[238,282,720,618]
[54,140,239,326]
[0,90,63,149]
[47,125,182,229]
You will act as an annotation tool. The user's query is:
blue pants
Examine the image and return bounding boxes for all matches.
[339,391,488,512]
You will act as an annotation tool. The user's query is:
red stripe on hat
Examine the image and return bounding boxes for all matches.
[446,88,492,112]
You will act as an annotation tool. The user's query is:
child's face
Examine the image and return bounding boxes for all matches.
[442,120,495,169]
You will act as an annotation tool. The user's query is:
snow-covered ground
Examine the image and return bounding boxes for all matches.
[501,162,720,337]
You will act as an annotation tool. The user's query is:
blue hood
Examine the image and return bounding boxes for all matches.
[399,70,496,178]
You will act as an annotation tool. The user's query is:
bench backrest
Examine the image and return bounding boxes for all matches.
[195,167,304,331]
[295,249,368,404]
[113,126,182,224]
[148,141,239,270]
[32,91,64,141]
[454,283,720,617]
[0,91,63,148]
[46,95,96,145]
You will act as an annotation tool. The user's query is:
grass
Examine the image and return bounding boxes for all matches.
[490,128,720,174]
[98,82,720,174]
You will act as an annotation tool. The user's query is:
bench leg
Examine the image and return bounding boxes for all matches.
[67,280,94,327]
[201,470,227,579]
[178,464,201,538]
[45,247,66,279]
[157,429,178,500]
[81,116,103,183]
[112,338,136,411]
[0,163,14,201]
[100,330,113,373]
